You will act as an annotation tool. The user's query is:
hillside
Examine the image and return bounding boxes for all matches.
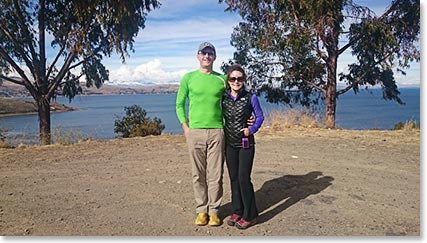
[0,97,75,117]
[0,82,179,98]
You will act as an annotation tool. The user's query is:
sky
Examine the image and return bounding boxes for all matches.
[103,0,243,85]
[99,0,421,87]
[7,0,420,87]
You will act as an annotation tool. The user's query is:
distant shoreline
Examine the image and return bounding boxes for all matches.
[0,81,420,99]
[0,97,76,117]
[0,82,179,98]
[0,83,179,116]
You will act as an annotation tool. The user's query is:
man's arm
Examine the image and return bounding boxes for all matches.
[176,75,189,133]
[175,75,188,124]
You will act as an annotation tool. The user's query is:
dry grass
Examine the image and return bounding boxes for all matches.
[51,127,90,145]
[392,120,420,131]
[265,108,321,131]
[0,127,90,148]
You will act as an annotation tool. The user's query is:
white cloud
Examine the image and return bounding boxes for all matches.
[107,59,188,86]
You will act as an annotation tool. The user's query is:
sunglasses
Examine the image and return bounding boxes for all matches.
[199,50,215,57]
[229,77,245,82]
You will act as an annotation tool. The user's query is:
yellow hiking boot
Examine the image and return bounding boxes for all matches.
[208,214,221,226]
[195,213,208,226]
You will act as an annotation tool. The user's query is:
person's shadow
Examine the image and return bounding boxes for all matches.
[219,171,334,224]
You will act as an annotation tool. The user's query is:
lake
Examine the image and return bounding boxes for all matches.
[0,88,420,144]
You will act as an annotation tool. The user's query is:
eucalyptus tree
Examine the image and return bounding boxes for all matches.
[0,0,160,144]
[220,0,420,128]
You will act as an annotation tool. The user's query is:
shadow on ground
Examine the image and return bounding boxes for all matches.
[219,171,334,224]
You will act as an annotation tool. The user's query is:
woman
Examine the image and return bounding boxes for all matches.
[222,64,264,230]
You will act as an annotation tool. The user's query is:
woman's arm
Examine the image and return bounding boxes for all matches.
[249,94,264,134]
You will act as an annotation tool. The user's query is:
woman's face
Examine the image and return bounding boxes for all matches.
[228,70,245,93]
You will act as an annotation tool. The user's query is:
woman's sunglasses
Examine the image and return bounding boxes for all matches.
[229,77,245,82]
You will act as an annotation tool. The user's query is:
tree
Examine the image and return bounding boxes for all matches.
[0,0,160,144]
[219,0,420,128]
[114,105,165,138]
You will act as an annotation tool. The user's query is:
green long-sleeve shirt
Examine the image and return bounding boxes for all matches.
[175,70,226,128]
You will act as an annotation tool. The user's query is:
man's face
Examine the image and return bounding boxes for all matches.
[197,47,216,67]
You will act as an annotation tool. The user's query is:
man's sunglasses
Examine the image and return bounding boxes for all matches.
[229,77,245,82]
[199,50,215,57]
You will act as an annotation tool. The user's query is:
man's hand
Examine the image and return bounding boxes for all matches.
[182,123,190,136]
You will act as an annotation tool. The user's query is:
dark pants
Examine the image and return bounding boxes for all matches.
[225,145,258,221]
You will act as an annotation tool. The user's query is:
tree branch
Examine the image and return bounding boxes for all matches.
[46,44,66,80]
[0,46,32,86]
[68,58,86,70]
[47,72,84,98]
[38,0,46,85]
[0,75,24,85]
[336,51,395,96]
[313,35,328,62]
[0,20,36,76]
[378,0,401,21]
[336,75,365,96]
[47,51,76,98]
[304,79,326,93]
[339,0,400,56]
[12,0,39,76]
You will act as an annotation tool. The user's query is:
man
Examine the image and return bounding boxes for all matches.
[175,42,226,226]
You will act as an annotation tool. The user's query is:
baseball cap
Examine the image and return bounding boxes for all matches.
[198,42,216,54]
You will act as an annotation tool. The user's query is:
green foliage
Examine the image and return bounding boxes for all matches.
[114,105,165,138]
[220,0,420,128]
[0,0,160,100]
[0,0,160,144]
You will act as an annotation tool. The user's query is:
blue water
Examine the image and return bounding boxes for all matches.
[0,88,420,143]
[335,88,420,129]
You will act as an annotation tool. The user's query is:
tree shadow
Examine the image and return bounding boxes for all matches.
[219,171,334,224]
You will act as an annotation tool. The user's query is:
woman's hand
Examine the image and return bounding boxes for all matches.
[240,127,250,137]
[247,115,255,126]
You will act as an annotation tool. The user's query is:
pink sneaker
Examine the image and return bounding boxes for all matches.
[235,218,257,229]
[227,214,242,226]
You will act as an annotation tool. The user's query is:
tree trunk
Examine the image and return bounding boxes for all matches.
[324,85,336,129]
[324,50,338,129]
[37,96,51,145]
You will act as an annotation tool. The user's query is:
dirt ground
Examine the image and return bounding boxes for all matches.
[0,128,420,236]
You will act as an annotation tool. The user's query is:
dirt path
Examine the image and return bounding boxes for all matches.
[0,128,420,236]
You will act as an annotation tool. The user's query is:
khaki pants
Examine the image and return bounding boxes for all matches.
[186,128,225,215]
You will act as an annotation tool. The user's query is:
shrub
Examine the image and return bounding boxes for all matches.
[0,127,13,148]
[392,120,420,131]
[114,105,165,138]
[0,127,6,142]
